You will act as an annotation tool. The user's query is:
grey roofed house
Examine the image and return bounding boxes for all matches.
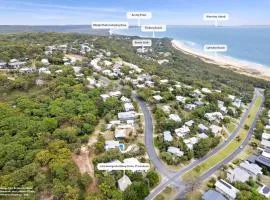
[202,189,227,200]
[198,124,209,132]
[239,161,262,176]
[255,155,270,169]
[0,61,7,68]
[215,179,239,200]
[118,175,132,191]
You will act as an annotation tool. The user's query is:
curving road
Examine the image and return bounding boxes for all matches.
[134,88,264,200]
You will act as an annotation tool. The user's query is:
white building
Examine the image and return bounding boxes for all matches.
[167,147,184,157]
[227,167,250,183]
[164,131,173,142]
[153,95,163,101]
[198,124,209,133]
[169,114,181,122]
[215,179,239,200]
[176,96,186,103]
[124,103,134,112]
[118,111,136,121]
[105,140,119,151]
[118,175,132,191]
[175,125,190,137]
[210,125,223,136]
[239,161,262,177]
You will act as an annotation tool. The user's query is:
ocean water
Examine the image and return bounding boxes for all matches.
[116,26,270,68]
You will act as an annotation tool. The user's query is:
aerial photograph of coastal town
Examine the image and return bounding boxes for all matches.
[1,0,270,200]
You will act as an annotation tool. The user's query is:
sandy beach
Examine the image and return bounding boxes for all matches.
[171,40,270,81]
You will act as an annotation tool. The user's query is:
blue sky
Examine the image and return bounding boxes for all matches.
[1,0,270,25]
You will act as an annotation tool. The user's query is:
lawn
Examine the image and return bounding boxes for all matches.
[182,95,263,181]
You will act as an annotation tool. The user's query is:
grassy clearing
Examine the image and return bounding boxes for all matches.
[182,95,263,181]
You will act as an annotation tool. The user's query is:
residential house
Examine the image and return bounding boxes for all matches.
[118,175,132,191]
[153,95,163,101]
[118,111,136,122]
[176,96,186,103]
[105,140,119,151]
[175,125,190,137]
[205,112,224,123]
[201,88,212,94]
[227,167,250,183]
[198,124,209,133]
[184,104,197,111]
[100,94,110,101]
[239,161,262,177]
[198,133,209,139]
[120,96,131,103]
[210,125,223,136]
[215,179,239,200]
[124,103,134,112]
[109,91,121,98]
[38,67,51,75]
[162,105,171,114]
[164,131,173,142]
[169,114,181,122]
[0,61,7,68]
[185,120,194,127]
[167,147,184,157]
[41,58,50,65]
[202,190,226,200]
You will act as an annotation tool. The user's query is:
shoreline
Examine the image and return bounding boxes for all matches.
[171,40,270,81]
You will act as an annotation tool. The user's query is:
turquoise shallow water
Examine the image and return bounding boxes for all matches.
[116,26,270,68]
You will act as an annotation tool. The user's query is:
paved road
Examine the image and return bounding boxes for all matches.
[134,88,264,200]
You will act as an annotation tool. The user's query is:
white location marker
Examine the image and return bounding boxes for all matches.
[127,12,152,27]
[204,44,228,56]
[141,25,166,38]
[132,39,152,53]
[203,13,229,27]
[91,22,129,35]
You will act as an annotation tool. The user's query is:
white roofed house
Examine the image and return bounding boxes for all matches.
[38,67,51,75]
[109,91,122,98]
[192,89,202,98]
[210,125,223,136]
[185,120,194,127]
[120,96,131,103]
[239,161,262,177]
[162,105,171,114]
[198,124,209,133]
[8,59,27,69]
[184,104,197,111]
[184,137,199,149]
[227,166,250,183]
[176,96,187,103]
[19,67,35,73]
[114,129,127,139]
[169,114,181,122]
[124,103,134,112]
[232,98,242,108]
[153,95,163,102]
[160,79,169,84]
[175,125,190,137]
[0,61,7,68]
[205,112,224,124]
[100,94,110,101]
[118,111,136,122]
[215,179,239,200]
[164,131,173,142]
[201,88,212,94]
[167,147,184,157]
[105,140,119,151]
[118,175,132,191]
[41,58,50,65]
